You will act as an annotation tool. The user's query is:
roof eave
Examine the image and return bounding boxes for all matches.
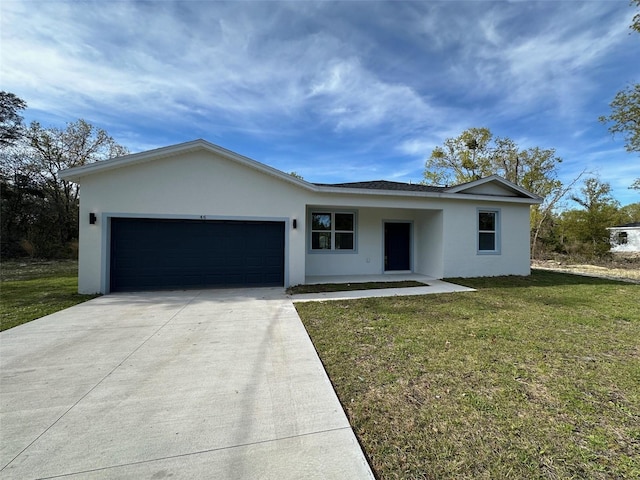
[314,185,543,204]
[59,138,317,191]
[58,140,542,204]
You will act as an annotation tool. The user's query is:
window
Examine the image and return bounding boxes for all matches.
[311,211,355,251]
[478,209,500,253]
[617,232,628,245]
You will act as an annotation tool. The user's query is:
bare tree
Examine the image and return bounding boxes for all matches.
[2,119,128,257]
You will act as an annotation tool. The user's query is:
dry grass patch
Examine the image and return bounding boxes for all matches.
[532,254,640,283]
[295,271,639,479]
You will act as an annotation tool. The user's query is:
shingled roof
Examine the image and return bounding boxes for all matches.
[313,180,447,193]
[610,222,640,228]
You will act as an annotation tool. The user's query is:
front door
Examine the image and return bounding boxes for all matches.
[384,222,411,271]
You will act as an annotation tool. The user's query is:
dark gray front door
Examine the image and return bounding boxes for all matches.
[384,222,411,271]
[110,218,285,292]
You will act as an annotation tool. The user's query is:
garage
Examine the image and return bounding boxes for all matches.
[110,218,285,292]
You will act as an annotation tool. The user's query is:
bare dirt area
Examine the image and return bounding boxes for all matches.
[532,254,640,284]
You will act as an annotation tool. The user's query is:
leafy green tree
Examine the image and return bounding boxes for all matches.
[599,1,640,190]
[0,147,46,257]
[559,178,621,257]
[424,128,562,194]
[0,93,32,256]
[617,202,640,224]
[530,169,587,258]
[424,127,569,257]
[424,127,494,186]
[0,92,27,147]
[632,0,640,34]
[599,84,640,156]
[600,84,640,190]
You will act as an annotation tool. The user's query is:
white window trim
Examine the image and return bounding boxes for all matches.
[308,210,357,253]
[477,208,501,255]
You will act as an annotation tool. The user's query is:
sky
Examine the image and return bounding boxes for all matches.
[2,0,639,206]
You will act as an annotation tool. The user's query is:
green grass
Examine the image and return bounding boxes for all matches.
[295,270,640,479]
[287,280,426,294]
[1,260,99,331]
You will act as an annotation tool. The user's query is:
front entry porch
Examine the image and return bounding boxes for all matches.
[304,207,444,279]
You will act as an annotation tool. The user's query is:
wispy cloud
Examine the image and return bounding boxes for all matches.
[432,2,633,118]
[1,0,638,203]
[3,1,440,134]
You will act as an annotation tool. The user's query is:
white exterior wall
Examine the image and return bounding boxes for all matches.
[609,227,640,253]
[304,198,531,279]
[441,201,531,277]
[415,210,444,278]
[73,146,535,293]
[77,151,308,293]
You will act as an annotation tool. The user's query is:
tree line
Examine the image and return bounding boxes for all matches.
[1,93,128,258]
[1,1,638,261]
[2,94,637,262]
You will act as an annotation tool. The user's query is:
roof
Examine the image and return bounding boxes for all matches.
[609,222,640,229]
[313,180,446,193]
[59,139,307,188]
[59,139,542,204]
[445,174,542,199]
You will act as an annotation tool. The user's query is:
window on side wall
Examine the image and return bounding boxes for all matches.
[478,209,500,254]
[311,211,355,251]
[617,232,628,245]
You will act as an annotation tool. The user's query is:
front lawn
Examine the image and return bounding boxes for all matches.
[295,270,639,479]
[0,260,99,331]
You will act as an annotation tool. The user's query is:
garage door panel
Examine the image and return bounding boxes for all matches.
[245,256,265,267]
[110,219,284,291]
[264,255,284,267]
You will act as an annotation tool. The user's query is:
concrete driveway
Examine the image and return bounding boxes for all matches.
[0,289,374,479]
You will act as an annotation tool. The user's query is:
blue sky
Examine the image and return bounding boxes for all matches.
[2,0,639,206]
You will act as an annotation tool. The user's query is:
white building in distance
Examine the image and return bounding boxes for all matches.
[608,222,640,253]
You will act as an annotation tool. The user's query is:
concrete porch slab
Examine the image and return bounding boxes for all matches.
[291,274,475,302]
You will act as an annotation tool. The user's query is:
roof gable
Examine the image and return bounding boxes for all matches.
[445,175,542,201]
[59,139,314,190]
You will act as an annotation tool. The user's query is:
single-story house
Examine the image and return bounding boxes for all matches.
[608,222,640,253]
[60,139,543,294]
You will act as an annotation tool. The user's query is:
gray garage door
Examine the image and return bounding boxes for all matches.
[110,218,285,292]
